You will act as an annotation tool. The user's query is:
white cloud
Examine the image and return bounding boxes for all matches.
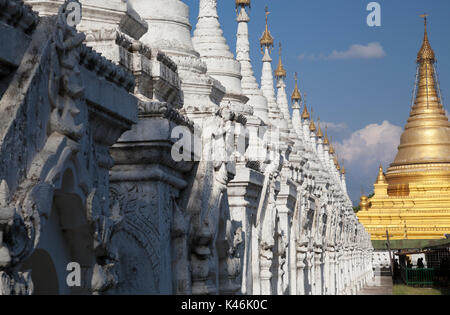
[322,122,349,131]
[328,42,386,60]
[333,121,403,203]
[334,120,402,165]
[321,121,351,142]
[298,53,325,61]
[298,42,386,61]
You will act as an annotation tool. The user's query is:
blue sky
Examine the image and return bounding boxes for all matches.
[183,0,450,204]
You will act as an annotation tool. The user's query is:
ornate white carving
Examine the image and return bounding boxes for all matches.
[0,0,374,296]
[0,0,136,295]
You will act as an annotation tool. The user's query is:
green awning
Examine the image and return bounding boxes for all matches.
[372,239,450,251]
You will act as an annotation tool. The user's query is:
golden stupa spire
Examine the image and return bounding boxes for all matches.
[291,72,302,102]
[302,93,310,119]
[417,14,435,63]
[411,14,441,112]
[390,15,450,169]
[275,42,287,78]
[260,6,274,53]
[309,108,316,132]
[341,160,346,175]
[324,126,330,145]
[376,164,387,184]
[329,136,335,154]
[335,154,340,171]
[333,154,339,168]
[316,117,323,138]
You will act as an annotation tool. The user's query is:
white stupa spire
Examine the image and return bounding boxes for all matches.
[236,3,269,122]
[341,161,348,194]
[261,47,277,123]
[193,0,251,115]
[275,43,293,130]
[316,119,326,164]
[322,127,334,173]
[259,7,286,130]
[302,103,313,151]
[291,73,304,139]
[130,0,225,119]
[193,0,233,59]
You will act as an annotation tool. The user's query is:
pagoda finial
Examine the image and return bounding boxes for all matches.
[359,195,370,212]
[376,164,387,184]
[291,72,302,102]
[316,117,323,138]
[341,159,346,175]
[329,136,335,154]
[275,42,287,78]
[309,108,316,132]
[324,126,330,145]
[334,154,341,172]
[417,13,435,63]
[302,92,310,119]
[260,6,274,53]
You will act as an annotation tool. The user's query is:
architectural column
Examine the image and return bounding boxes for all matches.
[328,247,337,295]
[192,0,263,295]
[108,36,195,294]
[296,246,307,295]
[131,0,239,296]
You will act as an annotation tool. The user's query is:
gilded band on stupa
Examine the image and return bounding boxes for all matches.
[357,15,450,241]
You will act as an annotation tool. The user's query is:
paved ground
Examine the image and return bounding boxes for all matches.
[358,276,393,295]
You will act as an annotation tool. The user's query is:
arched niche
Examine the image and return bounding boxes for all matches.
[21,249,59,295]
[21,163,95,294]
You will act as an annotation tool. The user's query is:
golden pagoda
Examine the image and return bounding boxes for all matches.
[357,16,450,241]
